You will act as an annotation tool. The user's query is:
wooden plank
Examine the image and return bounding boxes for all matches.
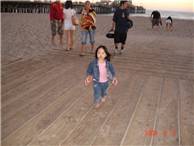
[2,59,57,97]
[90,74,147,146]
[179,80,194,145]
[2,58,47,84]
[119,76,163,145]
[59,72,136,146]
[2,63,70,108]
[2,64,84,139]
[2,62,74,120]
[27,87,93,146]
[2,55,74,105]
[151,78,179,146]
[2,81,86,146]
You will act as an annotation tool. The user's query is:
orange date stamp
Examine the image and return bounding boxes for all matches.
[144,129,176,137]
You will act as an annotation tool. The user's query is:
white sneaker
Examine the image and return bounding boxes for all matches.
[120,48,125,54]
[101,97,106,103]
[114,48,119,55]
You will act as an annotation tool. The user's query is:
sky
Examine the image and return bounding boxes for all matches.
[132,0,194,12]
[36,0,193,12]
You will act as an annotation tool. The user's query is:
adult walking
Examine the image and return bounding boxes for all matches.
[63,0,76,51]
[111,0,130,55]
[150,10,162,29]
[49,0,64,46]
[79,1,96,56]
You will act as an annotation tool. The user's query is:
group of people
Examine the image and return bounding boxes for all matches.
[49,0,132,109]
[49,0,131,56]
[150,10,173,31]
[49,0,96,55]
[49,0,174,109]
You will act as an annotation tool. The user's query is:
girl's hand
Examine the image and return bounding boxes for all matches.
[85,75,93,86]
[112,77,118,86]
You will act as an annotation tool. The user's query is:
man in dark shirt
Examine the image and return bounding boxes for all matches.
[151,10,162,28]
[111,0,130,55]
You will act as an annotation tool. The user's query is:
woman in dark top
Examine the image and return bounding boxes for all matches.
[111,0,130,55]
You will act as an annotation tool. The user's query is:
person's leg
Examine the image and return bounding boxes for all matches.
[65,30,70,50]
[51,20,57,45]
[114,31,119,54]
[93,82,102,108]
[152,19,154,29]
[80,30,87,56]
[69,30,74,50]
[89,29,95,53]
[120,32,127,54]
[101,82,109,103]
[58,20,64,45]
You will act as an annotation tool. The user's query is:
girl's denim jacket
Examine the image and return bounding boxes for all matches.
[86,59,116,82]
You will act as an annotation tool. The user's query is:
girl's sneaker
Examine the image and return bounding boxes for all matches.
[95,103,101,109]
[101,96,107,103]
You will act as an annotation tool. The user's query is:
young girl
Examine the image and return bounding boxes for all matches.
[85,45,118,108]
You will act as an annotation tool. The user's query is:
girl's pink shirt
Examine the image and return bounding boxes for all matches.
[98,61,108,83]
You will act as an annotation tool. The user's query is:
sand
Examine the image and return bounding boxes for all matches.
[2,13,194,64]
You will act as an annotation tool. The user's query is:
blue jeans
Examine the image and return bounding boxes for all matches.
[81,29,95,45]
[93,81,109,103]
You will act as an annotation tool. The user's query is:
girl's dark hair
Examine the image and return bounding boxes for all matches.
[95,45,111,61]
[65,0,73,9]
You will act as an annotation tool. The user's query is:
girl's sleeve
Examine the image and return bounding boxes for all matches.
[109,63,116,77]
[86,62,93,76]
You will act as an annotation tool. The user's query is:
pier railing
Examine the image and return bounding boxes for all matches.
[1,1,145,14]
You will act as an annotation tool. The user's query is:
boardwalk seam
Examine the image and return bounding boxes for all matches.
[2,81,79,141]
[119,77,147,146]
[58,106,94,146]
[149,78,165,146]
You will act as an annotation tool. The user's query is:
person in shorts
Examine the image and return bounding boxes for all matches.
[63,0,76,51]
[50,0,64,46]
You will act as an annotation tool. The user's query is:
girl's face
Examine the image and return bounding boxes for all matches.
[97,48,106,60]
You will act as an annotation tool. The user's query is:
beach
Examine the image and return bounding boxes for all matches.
[1,13,194,146]
[2,13,194,64]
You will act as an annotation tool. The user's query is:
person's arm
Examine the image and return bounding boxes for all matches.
[110,63,118,86]
[111,10,117,31]
[85,62,93,86]
[111,21,115,31]
[49,4,54,20]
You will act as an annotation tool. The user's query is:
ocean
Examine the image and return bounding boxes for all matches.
[130,10,194,20]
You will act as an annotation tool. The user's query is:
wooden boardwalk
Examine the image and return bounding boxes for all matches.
[1,14,194,146]
[2,49,194,146]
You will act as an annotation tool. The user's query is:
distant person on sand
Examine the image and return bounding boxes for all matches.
[63,0,76,51]
[79,1,96,56]
[49,0,64,46]
[165,16,173,31]
[111,0,130,55]
[85,45,118,109]
[150,10,162,28]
